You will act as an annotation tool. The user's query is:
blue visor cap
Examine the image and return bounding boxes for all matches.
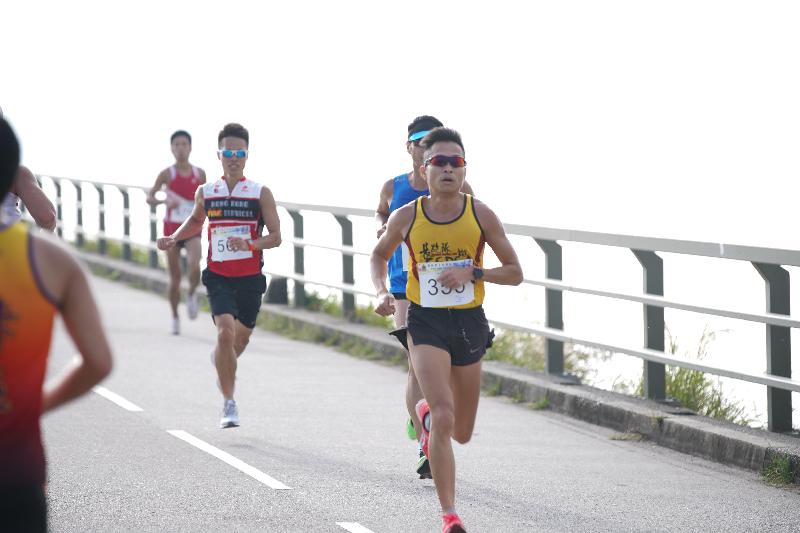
[408,130,430,142]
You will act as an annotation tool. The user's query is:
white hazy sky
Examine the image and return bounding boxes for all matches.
[4,0,799,424]
[3,0,799,248]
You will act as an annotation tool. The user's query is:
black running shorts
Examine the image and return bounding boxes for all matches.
[202,269,266,329]
[0,485,47,533]
[407,303,490,366]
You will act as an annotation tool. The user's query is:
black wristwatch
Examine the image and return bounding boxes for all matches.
[472,267,484,281]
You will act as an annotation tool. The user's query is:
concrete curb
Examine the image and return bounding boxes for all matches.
[76,251,800,483]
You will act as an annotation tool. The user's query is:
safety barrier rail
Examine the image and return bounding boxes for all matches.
[40,175,800,432]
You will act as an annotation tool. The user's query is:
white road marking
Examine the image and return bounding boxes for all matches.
[167,430,291,490]
[92,386,144,412]
[336,523,376,533]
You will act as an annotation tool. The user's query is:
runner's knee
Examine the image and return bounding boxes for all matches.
[217,323,236,347]
[430,404,455,436]
[453,424,474,444]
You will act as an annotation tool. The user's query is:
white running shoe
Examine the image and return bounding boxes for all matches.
[220,399,240,428]
[187,293,199,320]
[171,317,180,335]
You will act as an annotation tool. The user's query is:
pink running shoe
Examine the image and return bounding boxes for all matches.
[442,512,466,533]
[415,398,431,457]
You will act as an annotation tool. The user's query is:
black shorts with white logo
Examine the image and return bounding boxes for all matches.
[407,303,491,366]
[202,269,266,329]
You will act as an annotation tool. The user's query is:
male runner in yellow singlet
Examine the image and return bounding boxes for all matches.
[371,127,522,533]
[0,118,113,531]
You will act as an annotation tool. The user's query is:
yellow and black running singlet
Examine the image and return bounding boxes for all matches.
[0,222,56,487]
[405,194,485,309]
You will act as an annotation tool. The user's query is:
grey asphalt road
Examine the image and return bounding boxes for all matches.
[41,277,798,533]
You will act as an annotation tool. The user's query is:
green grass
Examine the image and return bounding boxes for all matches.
[614,326,751,426]
[763,454,795,485]
[483,328,609,382]
[302,291,393,329]
[529,397,550,410]
[483,381,502,397]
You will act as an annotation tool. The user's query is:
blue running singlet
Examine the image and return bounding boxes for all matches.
[387,173,428,294]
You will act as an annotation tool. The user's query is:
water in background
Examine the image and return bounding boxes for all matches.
[46,177,800,429]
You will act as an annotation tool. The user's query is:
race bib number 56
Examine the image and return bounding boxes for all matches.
[211,225,252,262]
[418,259,474,308]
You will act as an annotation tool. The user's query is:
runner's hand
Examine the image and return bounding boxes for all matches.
[157,237,176,250]
[376,224,387,238]
[165,191,181,209]
[438,266,473,289]
[375,291,396,316]
[227,236,251,252]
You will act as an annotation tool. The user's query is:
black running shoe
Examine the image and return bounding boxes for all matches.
[417,451,432,479]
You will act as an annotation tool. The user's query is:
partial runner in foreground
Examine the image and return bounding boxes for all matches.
[0,108,57,230]
[0,118,113,532]
[371,127,522,533]
[147,130,206,335]
[157,123,281,429]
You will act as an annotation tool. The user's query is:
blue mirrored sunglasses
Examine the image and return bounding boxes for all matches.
[219,149,248,158]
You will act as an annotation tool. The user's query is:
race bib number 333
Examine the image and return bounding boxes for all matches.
[211,225,252,262]
[418,259,474,308]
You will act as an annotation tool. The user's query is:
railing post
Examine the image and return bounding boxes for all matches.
[633,250,666,401]
[753,263,792,432]
[94,184,106,255]
[121,188,132,262]
[74,181,84,247]
[535,239,564,375]
[288,209,305,308]
[149,203,159,268]
[53,179,63,238]
[335,214,356,320]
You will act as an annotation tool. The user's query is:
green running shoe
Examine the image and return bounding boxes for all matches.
[406,417,416,440]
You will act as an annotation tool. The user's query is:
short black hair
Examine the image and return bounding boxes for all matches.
[421,127,465,156]
[407,115,443,140]
[218,123,249,147]
[0,118,20,203]
[171,130,192,144]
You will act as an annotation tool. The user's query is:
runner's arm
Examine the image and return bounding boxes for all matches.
[371,204,413,315]
[252,186,281,250]
[375,179,393,238]
[473,201,522,285]
[15,166,56,231]
[39,240,113,413]
[158,187,205,249]
[146,170,169,206]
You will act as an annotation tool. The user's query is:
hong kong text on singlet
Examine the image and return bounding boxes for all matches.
[203,177,264,277]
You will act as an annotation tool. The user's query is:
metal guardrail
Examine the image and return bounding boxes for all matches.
[41,176,799,432]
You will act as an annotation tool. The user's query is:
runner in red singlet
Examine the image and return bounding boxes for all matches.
[157,123,281,429]
[147,130,206,335]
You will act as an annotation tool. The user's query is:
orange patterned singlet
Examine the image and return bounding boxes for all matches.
[0,222,56,487]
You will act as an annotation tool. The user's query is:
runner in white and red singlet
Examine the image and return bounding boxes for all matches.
[157,123,281,429]
[147,130,206,335]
